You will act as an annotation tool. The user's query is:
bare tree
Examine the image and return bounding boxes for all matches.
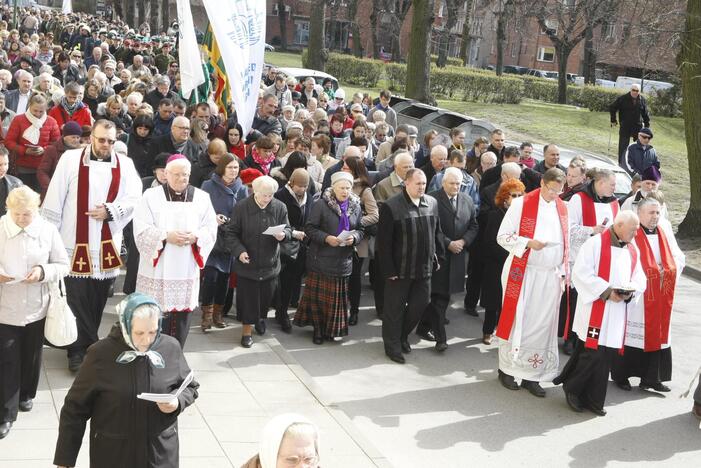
[348,0,363,57]
[494,0,516,76]
[370,0,382,58]
[308,0,329,71]
[437,0,463,67]
[459,0,475,66]
[277,0,288,51]
[385,0,413,61]
[406,0,436,102]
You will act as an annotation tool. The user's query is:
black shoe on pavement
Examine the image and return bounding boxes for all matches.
[18,399,33,412]
[584,401,607,416]
[521,380,546,397]
[277,314,292,333]
[616,379,632,391]
[401,340,412,354]
[0,422,11,439]
[313,328,324,345]
[498,370,519,390]
[386,353,406,364]
[464,307,479,317]
[68,354,84,373]
[349,312,358,326]
[241,335,253,348]
[444,317,450,325]
[416,329,436,342]
[255,319,266,335]
[565,392,584,413]
[435,342,448,353]
[640,381,671,392]
[563,338,574,355]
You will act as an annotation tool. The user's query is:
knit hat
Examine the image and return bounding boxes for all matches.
[62,121,82,137]
[641,165,661,183]
[331,171,353,186]
[240,168,264,185]
[638,127,653,139]
[153,152,170,170]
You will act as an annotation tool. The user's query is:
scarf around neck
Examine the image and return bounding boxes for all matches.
[252,147,275,174]
[61,96,80,115]
[115,293,165,368]
[22,110,48,145]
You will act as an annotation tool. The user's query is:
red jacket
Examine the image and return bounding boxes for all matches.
[37,137,69,195]
[5,114,61,170]
[48,104,93,129]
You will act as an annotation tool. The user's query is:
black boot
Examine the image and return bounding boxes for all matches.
[349,311,358,326]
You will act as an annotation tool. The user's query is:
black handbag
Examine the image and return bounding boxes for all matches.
[279,237,300,260]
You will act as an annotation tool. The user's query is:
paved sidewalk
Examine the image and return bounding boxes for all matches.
[0,289,391,468]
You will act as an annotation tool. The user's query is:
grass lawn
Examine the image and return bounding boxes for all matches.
[265,51,695,251]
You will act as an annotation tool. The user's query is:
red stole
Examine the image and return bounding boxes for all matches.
[584,229,637,350]
[496,189,569,341]
[578,192,618,227]
[635,227,677,351]
[70,150,123,275]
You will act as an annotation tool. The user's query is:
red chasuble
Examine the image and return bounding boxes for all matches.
[496,189,569,341]
[634,227,677,351]
[584,229,637,350]
[577,192,619,226]
[70,150,123,276]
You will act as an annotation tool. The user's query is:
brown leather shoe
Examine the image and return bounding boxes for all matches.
[482,334,492,345]
[200,304,213,331]
[212,304,226,328]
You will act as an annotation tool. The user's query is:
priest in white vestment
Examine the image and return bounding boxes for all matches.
[134,154,217,347]
[42,119,142,371]
[496,168,568,397]
[611,197,684,392]
[554,211,647,416]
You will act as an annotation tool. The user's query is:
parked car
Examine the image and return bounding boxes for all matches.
[596,78,616,88]
[503,65,530,75]
[264,65,340,90]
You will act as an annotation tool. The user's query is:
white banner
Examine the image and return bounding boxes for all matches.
[176,0,205,100]
[202,0,266,135]
[62,0,72,14]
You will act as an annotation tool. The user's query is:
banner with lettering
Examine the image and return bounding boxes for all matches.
[176,0,205,100]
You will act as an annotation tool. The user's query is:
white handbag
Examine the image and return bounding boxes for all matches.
[44,278,78,347]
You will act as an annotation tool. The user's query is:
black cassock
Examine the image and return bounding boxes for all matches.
[54,325,199,468]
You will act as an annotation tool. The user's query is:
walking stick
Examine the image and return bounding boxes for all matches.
[607,123,613,157]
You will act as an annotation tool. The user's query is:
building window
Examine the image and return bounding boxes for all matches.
[602,22,615,40]
[540,19,558,35]
[511,42,518,58]
[562,0,576,7]
[294,20,309,45]
[537,46,555,62]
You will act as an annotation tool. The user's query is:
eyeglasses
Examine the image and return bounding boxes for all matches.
[631,89,640,92]
[279,455,319,467]
[174,125,190,130]
[638,135,651,140]
[95,137,116,145]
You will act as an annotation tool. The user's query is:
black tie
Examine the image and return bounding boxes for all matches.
[451,197,456,210]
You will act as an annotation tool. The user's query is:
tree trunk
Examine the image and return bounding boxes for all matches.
[582,22,596,84]
[496,12,506,76]
[406,0,435,104]
[137,2,145,29]
[437,0,459,68]
[150,0,161,35]
[390,21,401,61]
[678,0,701,237]
[556,45,570,104]
[460,0,475,66]
[127,0,136,27]
[370,0,381,58]
[307,0,328,71]
[144,2,151,32]
[162,0,169,33]
[277,0,288,51]
[349,0,362,57]
[328,5,337,50]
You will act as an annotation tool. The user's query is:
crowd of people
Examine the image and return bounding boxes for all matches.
[0,6,697,467]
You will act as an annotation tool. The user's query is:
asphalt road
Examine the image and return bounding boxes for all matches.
[269,275,701,467]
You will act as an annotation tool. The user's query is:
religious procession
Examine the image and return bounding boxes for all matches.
[0,1,699,467]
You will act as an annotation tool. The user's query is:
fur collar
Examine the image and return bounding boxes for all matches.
[322,187,361,218]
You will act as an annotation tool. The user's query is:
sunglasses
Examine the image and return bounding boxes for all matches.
[95,137,116,145]
[639,135,651,139]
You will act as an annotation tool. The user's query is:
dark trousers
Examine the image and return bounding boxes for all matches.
[161,311,193,348]
[122,221,139,295]
[555,339,618,410]
[423,290,450,344]
[64,276,111,358]
[372,259,385,315]
[349,254,364,314]
[618,126,641,172]
[483,307,500,335]
[16,171,40,194]
[200,266,229,306]
[558,286,578,338]
[276,256,305,320]
[0,319,45,423]
[610,347,672,384]
[382,277,430,355]
[237,276,277,325]
[464,251,484,309]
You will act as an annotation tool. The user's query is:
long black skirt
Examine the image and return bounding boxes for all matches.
[610,347,672,383]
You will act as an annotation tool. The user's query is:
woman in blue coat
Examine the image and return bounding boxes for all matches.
[200,154,248,331]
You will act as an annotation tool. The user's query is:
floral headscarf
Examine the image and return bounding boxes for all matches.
[115,293,165,368]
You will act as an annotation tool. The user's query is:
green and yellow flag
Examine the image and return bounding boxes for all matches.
[202,23,230,118]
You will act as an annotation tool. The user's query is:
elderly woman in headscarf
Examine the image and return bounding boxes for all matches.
[53,293,199,468]
[228,175,291,348]
[242,413,321,468]
[294,171,363,344]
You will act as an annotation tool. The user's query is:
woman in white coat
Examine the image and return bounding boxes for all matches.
[0,186,69,439]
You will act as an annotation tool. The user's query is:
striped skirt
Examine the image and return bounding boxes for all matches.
[294,271,349,338]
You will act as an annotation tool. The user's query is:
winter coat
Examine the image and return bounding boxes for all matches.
[480,207,508,311]
[610,92,650,130]
[47,102,94,129]
[190,150,217,188]
[626,141,660,175]
[4,113,61,170]
[96,103,133,134]
[53,325,199,468]
[305,188,363,277]
[37,137,72,195]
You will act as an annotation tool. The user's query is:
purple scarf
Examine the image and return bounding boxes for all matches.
[337,198,350,234]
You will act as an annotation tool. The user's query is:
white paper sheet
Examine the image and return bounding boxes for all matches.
[337,230,356,242]
[137,370,194,403]
[262,224,286,236]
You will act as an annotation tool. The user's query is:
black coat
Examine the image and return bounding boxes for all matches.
[305,190,363,277]
[480,207,508,311]
[428,189,479,294]
[480,164,542,194]
[228,195,291,281]
[609,92,650,130]
[190,149,217,188]
[53,325,199,468]
[275,185,314,268]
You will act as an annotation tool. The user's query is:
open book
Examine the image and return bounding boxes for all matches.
[137,370,194,403]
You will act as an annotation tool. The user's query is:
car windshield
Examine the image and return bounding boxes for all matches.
[545,72,559,79]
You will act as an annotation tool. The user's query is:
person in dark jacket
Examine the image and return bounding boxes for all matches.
[53,293,199,468]
[243,135,281,176]
[533,144,567,174]
[480,179,525,345]
[125,115,154,178]
[625,127,659,175]
[419,168,478,352]
[270,151,317,200]
[200,154,247,331]
[560,157,588,202]
[36,121,83,197]
[377,169,444,364]
[191,139,228,188]
[52,52,84,86]
[228,175,291,348]
[610,84,651,170]
[480,146,542,193]
[250,94,282,137]
[274,168,313,332]
[294,171,363,344]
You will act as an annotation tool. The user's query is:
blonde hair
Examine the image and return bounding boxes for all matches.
[6,186,40,213]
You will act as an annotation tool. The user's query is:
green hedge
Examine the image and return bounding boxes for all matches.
[325,54,383,88]
[430,54,464,67]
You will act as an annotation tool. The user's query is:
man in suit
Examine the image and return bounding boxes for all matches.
[419,167,478,352]
[480,145,542,193]
[0,147,23,217]
[5,70,34,114]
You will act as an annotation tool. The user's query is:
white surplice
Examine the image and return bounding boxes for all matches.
[41,148,142,279]
[625,225,685,349]
[572,232,647,349]
[133,185,217,311]
[567,192,618,266]
[496,194,565,382]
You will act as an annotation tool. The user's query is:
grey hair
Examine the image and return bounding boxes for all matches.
[501,162,522,179]
[155,75,170,86]
[481,151,497,163]
[443,167,463,183]
[636,196,661,213]
[282,422,319,454]
[252,175,279,194]
[132,303,162,320]
[126,92,143,104]
[614,209,639,225]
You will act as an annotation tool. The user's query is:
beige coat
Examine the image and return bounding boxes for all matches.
[353,181,379,258]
